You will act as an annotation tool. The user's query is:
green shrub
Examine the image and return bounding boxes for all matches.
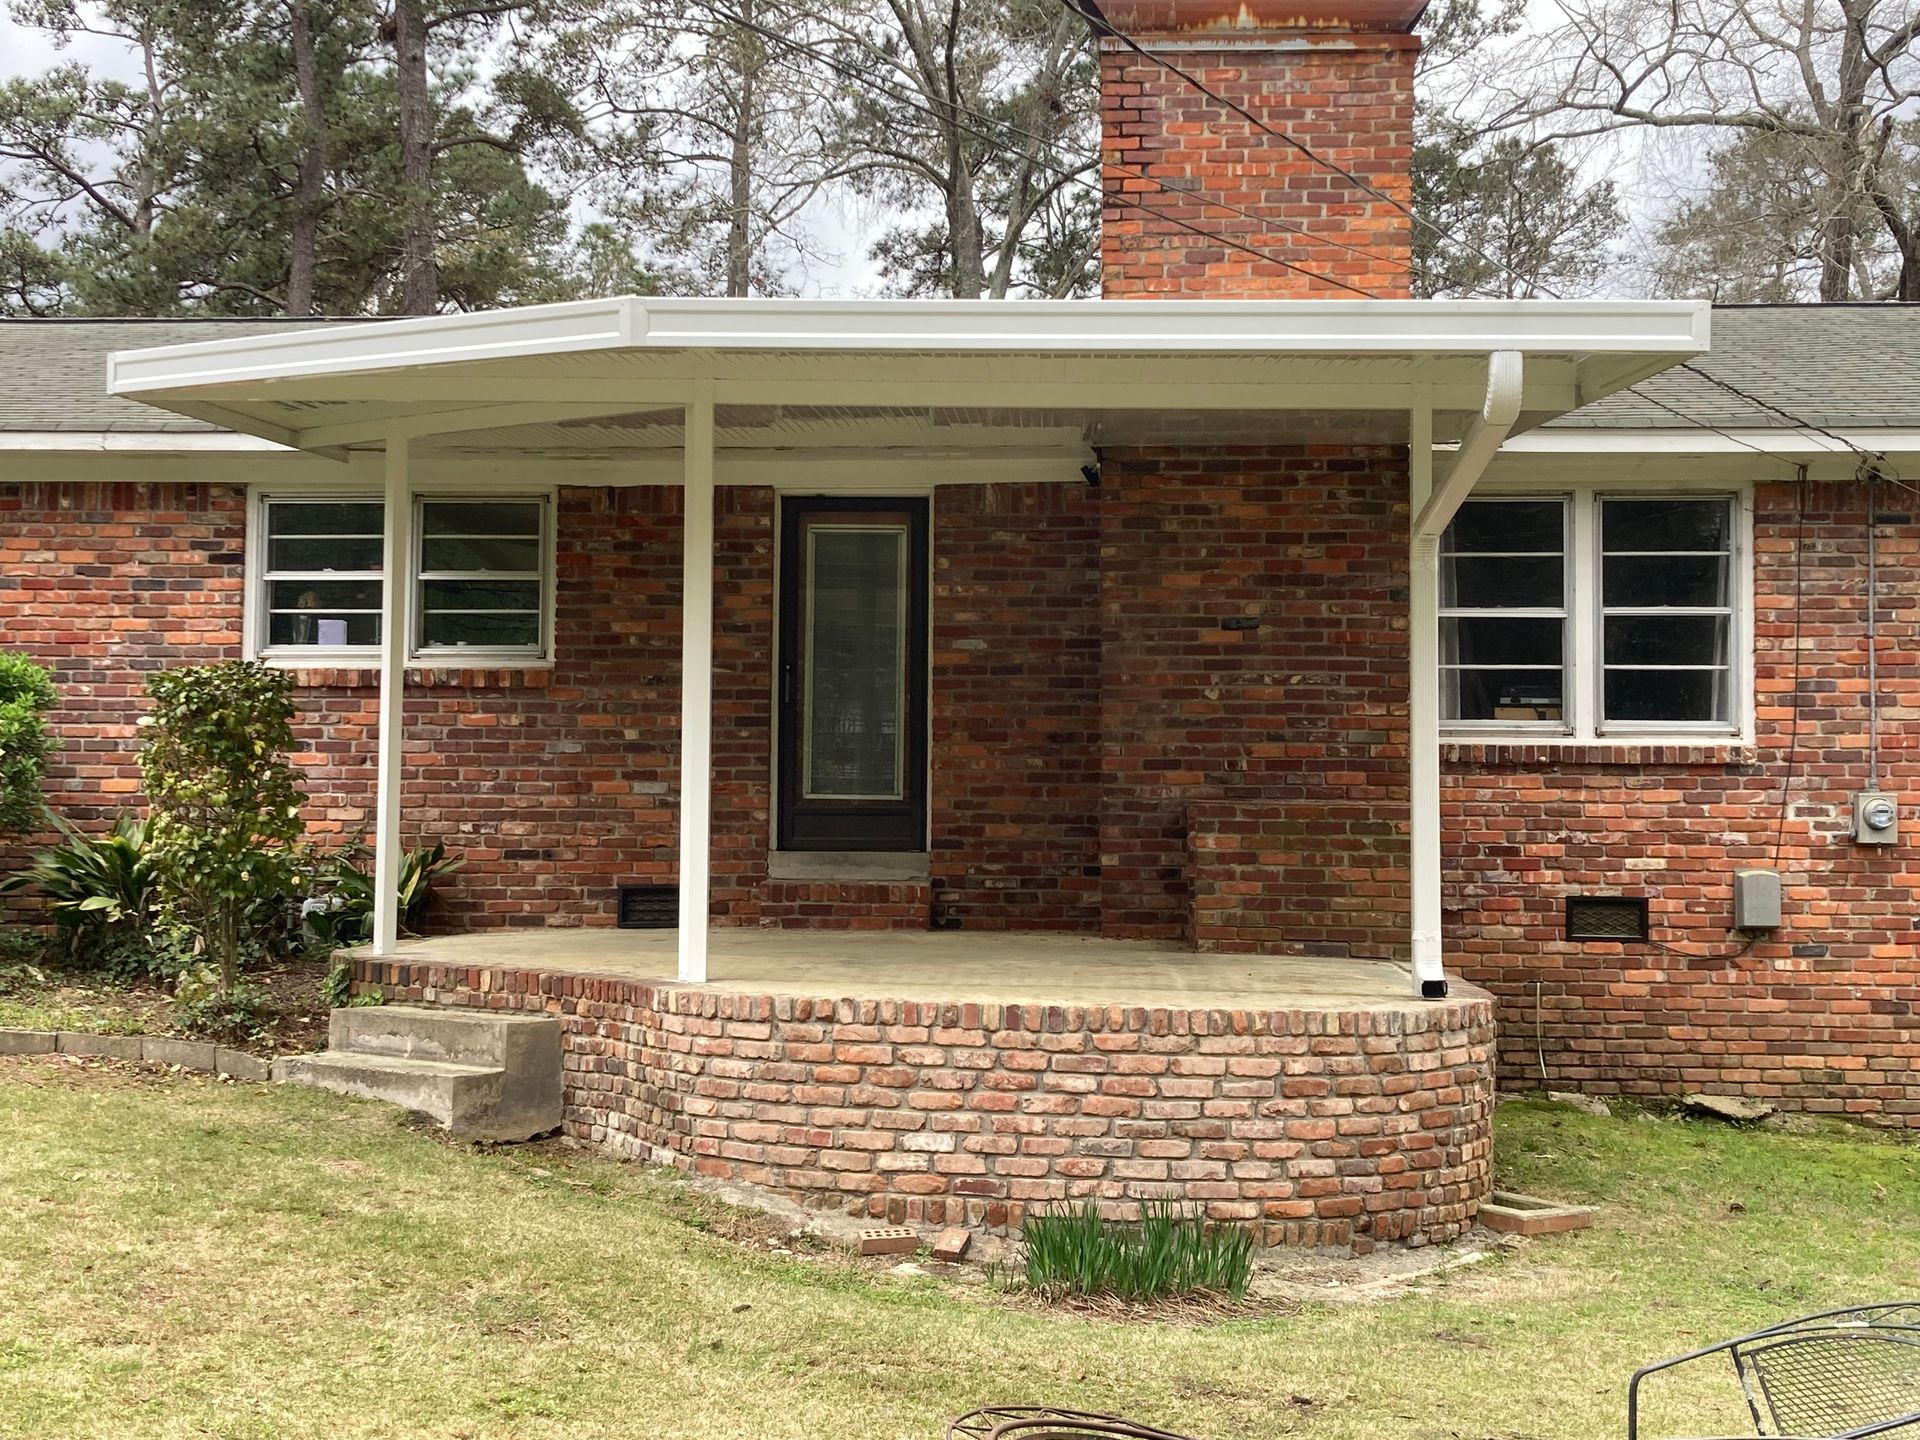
[307,838,465,946]
[139,663,305,997]
[170,968,271,1041]
[0,652,56,836]
[0,814,157,965]
[1020,1199,1255,1303]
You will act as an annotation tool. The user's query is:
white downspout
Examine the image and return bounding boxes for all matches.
[676,379,717,984]
[371,435,414,959]
[1407,353,1524,999]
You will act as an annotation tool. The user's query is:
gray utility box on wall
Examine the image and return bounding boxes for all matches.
[1732,869,1783,930]
[1853,791,1900,845]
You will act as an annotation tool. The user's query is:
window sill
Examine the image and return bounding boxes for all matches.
[1443,738,1757,768]
[263,658,555,689]
[767,851,931,883]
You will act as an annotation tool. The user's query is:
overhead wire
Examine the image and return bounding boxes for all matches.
[711,3,1387,296]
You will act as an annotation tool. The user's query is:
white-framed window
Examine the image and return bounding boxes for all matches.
[256,495,386,660]
[1441,489,1747,740]
[248,490,553,665]
[413,496,551,660]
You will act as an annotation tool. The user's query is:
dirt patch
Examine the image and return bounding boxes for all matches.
[0,958,333,1057]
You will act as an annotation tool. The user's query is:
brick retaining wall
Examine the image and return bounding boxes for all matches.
[361,958,1496,1250]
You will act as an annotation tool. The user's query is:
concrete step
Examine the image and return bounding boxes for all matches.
[278,1005,564,1141]
[329,1004,560,1071]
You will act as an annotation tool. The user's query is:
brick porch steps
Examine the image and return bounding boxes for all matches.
[274,1004,562,1141]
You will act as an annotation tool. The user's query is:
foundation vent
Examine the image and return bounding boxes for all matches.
[1565,895,1649,942]
[616,884,677,930]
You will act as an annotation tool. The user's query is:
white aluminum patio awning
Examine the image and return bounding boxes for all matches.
[105,294,1710,458]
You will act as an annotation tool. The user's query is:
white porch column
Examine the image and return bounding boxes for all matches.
[677,379,717,983]
[371,436,414,958]
[1408,391,1448,998]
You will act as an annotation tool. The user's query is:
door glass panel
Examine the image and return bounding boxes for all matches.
[803,525,907,800]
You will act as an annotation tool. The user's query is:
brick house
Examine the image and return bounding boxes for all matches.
[2,0,1916,1243]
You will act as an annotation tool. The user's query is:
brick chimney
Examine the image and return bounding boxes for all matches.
[1096,0,1419,299]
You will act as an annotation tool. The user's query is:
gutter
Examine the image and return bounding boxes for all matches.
[1413,350,1523,539]
[1407,351,1523,1001]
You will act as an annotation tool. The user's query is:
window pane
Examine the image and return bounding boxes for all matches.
[268,536,384,573]
[267,501,383,537]
[1603,554,1729,608]
[415,500,545,654]
[1443,500,1564,554]
[268,610,380,647]
[804,526,906,799]
[421,501,542,537]
[1603,499,1729,552]
[1604,614,1729,666]
[266,580,381,648]
[1441,556,1563,609]
[419,536,540,572]
[1441,616,1564,667]
[420,610,541,648]
[1443,668,1565,722]
[269,579,383,612]
[421,579,540,613]
[1605,669,1726,723]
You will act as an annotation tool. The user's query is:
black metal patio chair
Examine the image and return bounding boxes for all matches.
[1629,1304,1920,1440]
[949,1408,1198,1440]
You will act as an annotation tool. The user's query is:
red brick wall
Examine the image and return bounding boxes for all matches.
[1445,478,1920,1118]
[363,955,1497,1251]
[1096,446,1412,958]
[0,482,246,886]
[930,483,1102,930]
[0,479,1109,934]
[1098,37,1416,300]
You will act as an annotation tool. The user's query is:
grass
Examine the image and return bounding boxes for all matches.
[3,1062,1919,1440]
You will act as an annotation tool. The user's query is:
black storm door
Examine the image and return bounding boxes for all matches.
[777,497,929,852]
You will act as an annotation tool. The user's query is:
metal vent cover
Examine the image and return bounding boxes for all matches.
[616,884,676,930]
[1565,895,1650,942]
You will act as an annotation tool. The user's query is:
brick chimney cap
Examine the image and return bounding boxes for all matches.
[1095,0,1426,35]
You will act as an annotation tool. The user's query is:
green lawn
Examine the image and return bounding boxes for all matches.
[3,1058,1917,1440]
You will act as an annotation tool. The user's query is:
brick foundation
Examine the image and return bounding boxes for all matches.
[361,956,1496,1250]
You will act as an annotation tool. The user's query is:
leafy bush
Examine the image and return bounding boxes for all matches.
[306,838,465,947]
[170,969,271,1041]
[0,652,56,836]
[139,663,305,996]
[0,815,157,964]
[1020,1199,1254,1303]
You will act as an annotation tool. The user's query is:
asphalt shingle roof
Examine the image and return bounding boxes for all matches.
[0,304,1915,434]
[1544,303,1920,430]
[0,318,359,432]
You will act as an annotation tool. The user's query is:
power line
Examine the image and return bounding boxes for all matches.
[711,3,1384,296]
[724,7,1413,278]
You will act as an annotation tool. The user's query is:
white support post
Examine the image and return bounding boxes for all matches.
[677,379,716,984]
[371,436,414,959]
[1408,391,1448,999]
